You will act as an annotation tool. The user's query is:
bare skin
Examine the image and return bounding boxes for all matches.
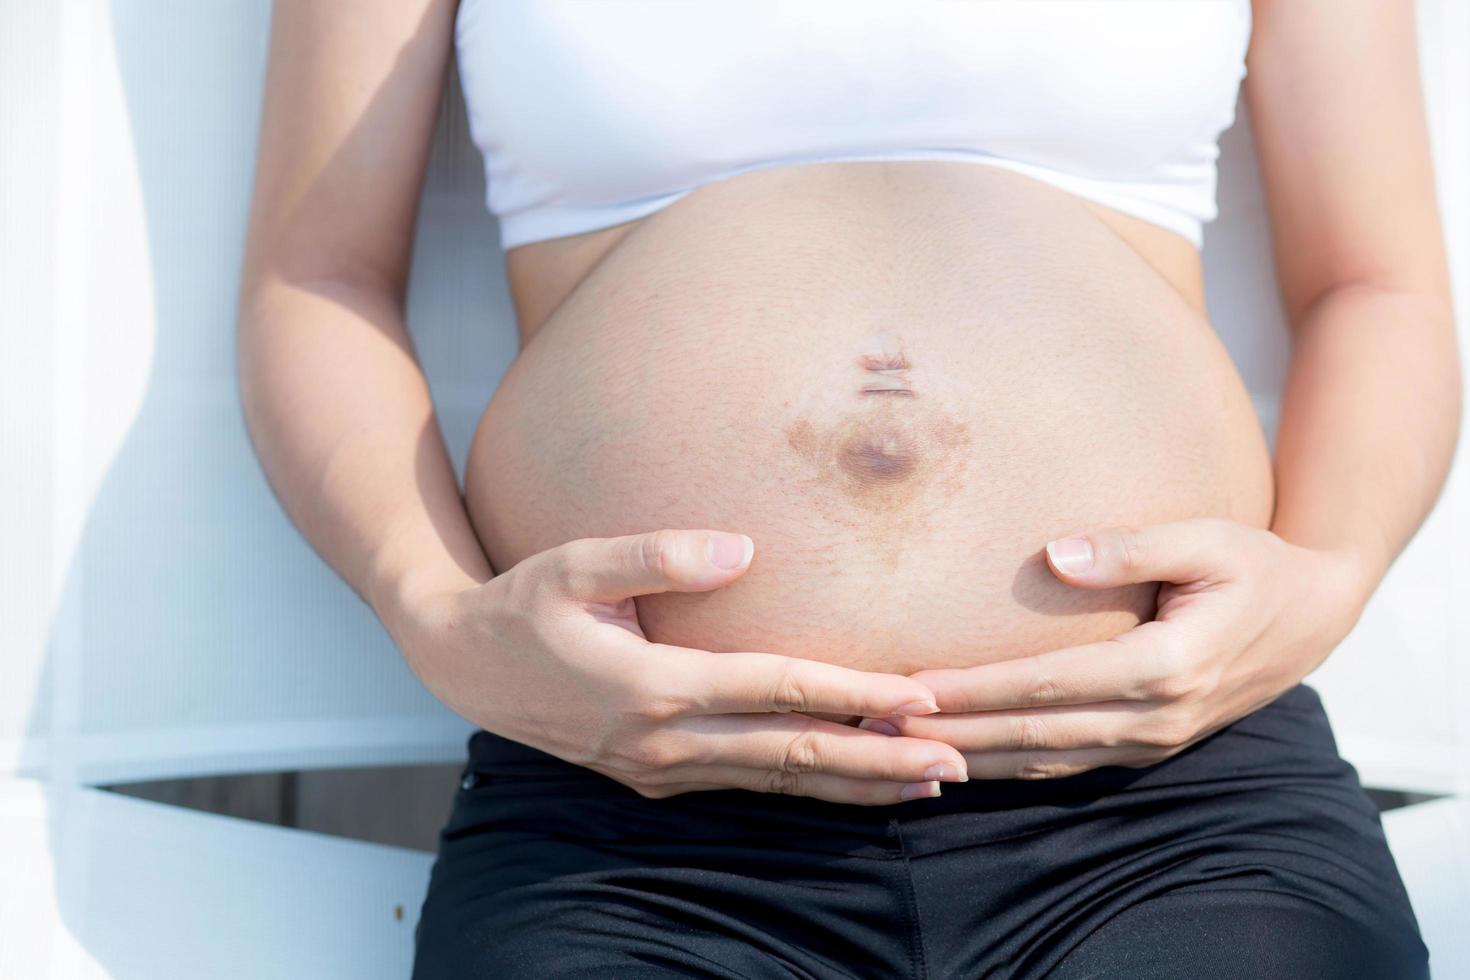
[461,156,1272,692]
[237,0,1458,801]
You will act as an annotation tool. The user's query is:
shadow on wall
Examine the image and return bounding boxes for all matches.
[26,1,516,973]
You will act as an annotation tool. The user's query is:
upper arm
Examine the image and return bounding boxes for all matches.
[1244,0,1452,323]
[239,0,459,304]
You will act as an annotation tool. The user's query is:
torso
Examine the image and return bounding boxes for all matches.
[464,161,1275,678]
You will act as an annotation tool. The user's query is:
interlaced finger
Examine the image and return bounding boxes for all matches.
[959,745,1158,780]
[870,701,1191,753]
[675,711,968,784]
[659,647,942,719]
[651,769,943,805]
[911,621,1179,712]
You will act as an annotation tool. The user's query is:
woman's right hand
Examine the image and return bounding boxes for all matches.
[393,529,970,804]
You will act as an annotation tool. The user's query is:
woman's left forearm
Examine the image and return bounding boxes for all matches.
[1269,281,1462,602]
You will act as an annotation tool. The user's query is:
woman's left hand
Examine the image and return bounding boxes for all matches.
[858,517,1375,779]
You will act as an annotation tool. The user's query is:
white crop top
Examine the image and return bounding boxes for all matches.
[454,1,1251,251]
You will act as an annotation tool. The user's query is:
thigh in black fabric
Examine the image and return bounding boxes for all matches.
[896,686,1430,979]
[412,761,910,980]
[1045,886,1430,980]
[414,880,804,980]
[1031,686,1430,980]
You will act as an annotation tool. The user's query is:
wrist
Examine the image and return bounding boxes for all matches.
[1312,543,1382,643]
[371,556,487,644]
[1270,519,1387,608]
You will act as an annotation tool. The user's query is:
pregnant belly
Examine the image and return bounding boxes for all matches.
[465,162,1274,679]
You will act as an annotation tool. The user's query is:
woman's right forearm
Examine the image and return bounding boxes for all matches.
[236,272,494,649]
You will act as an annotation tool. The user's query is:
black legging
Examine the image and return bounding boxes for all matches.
[412,683,1430,979]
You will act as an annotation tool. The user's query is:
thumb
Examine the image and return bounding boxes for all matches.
[551,529,755,603]
[1043,517,1240,588]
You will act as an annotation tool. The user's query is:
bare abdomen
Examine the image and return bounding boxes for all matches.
[465,162,1274,675]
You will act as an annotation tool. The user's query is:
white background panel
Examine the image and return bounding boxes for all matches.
[1382,796,1470,978]
[0,779,432,980]
[4,0,494,785]
[0,0,62,774]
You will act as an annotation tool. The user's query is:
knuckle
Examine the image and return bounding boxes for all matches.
[1146,668,1195,702]
[1117,526,1147,574]
[635,681,693,723]
[628,735,688,772]
[546,541,591,599]
[1009,714,1050,752]
[639,697,688,724]
[639,529,679,579]
[766,661,810,713]
[760,768,802,796]
[1025,671,1064,707]
[777,726,823,774]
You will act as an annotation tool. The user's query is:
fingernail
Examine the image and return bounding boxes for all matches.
[894,699,939,716]
[858,718,901,737]
[706,533,753,570]
[1046,536,1093,574]
[923,762,966,782]
[900,781,941,801]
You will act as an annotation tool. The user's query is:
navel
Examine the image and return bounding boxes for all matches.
[780,333,973,515]
[837,423,920,485]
